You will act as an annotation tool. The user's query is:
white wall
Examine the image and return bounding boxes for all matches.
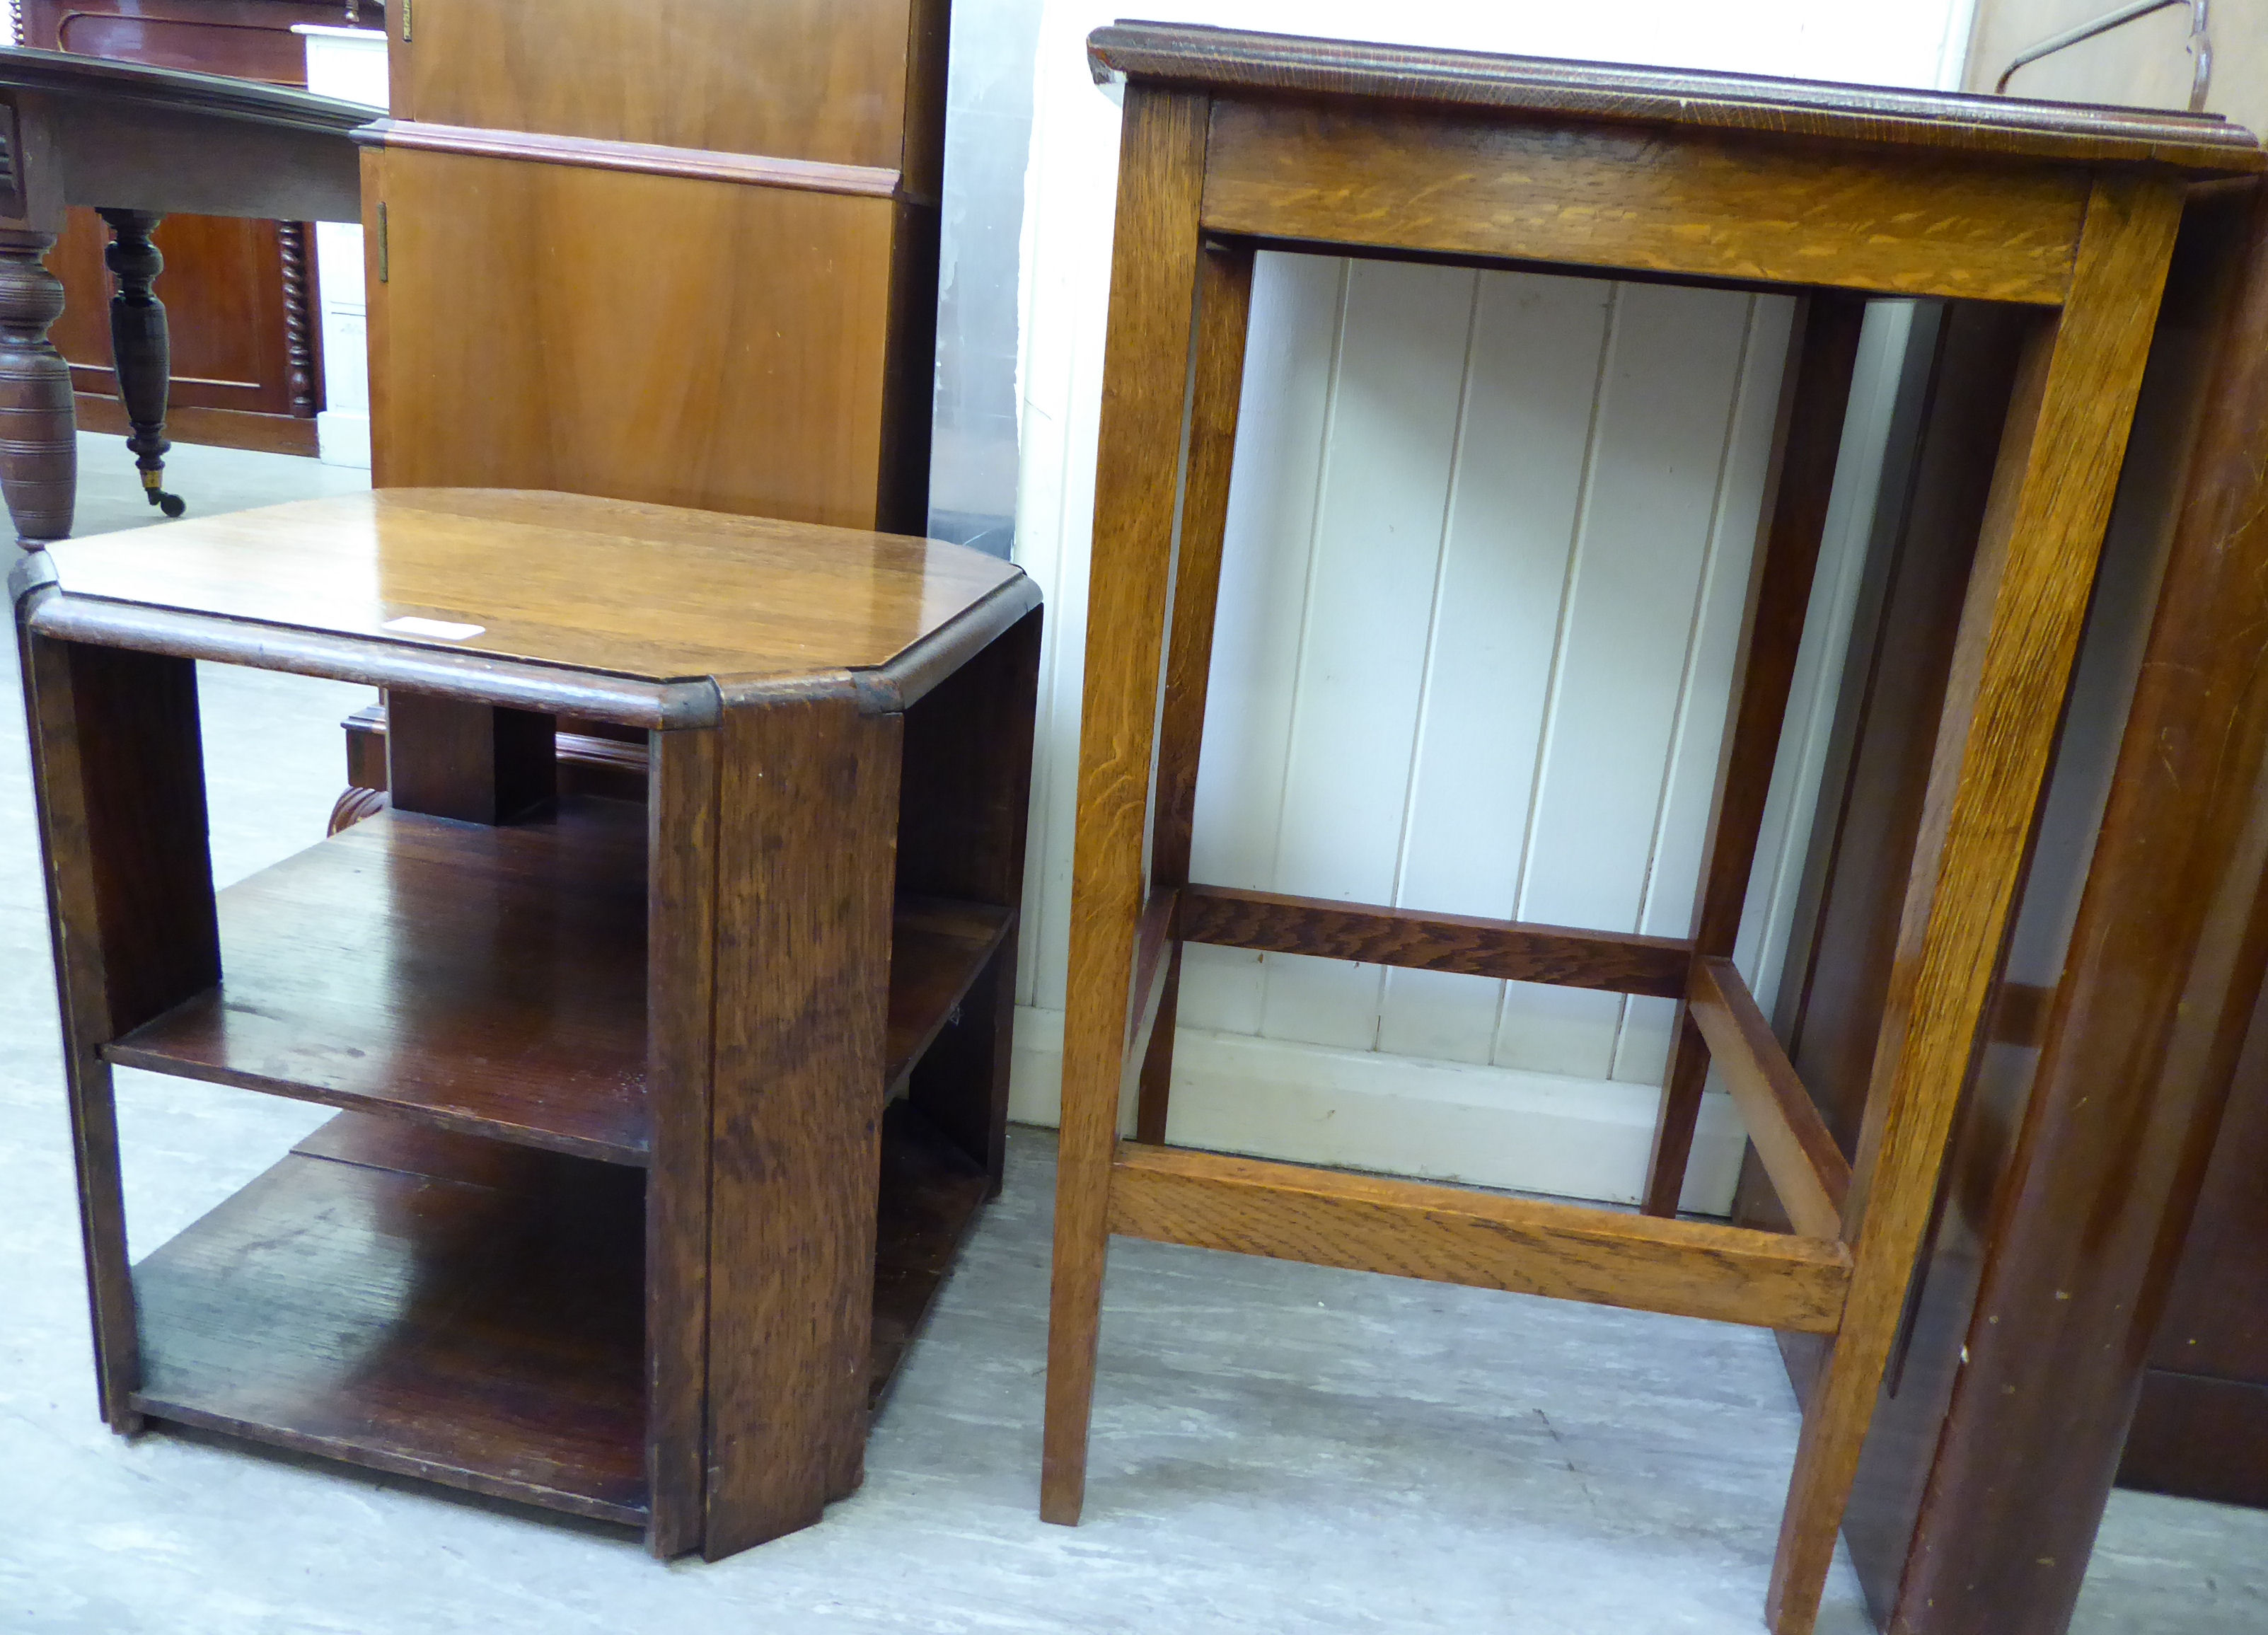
[1006,1,1975,1211]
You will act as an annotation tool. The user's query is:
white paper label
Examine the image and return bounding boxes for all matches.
[383,616,486,640]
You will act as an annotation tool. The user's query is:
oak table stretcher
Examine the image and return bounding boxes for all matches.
[11,487,1041,1560]
[1039,23,2264,1635]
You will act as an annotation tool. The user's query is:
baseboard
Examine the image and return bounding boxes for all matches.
[1007,1005,1747,1213]
[317,410,373,468]
[74,393,320,458]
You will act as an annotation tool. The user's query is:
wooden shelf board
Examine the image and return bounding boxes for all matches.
[108,798,652,1163]
[130,1127,651,1527]
[869,1099,992,1409]
[134,1106,993,1519]
[105,802,1014,1167]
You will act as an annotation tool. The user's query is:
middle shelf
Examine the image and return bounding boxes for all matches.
[104,796,1013,1166]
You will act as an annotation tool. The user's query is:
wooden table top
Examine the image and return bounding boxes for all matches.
[1089,23,2265,173]
[28,490,1035,717]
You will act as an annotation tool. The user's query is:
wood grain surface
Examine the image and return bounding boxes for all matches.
[1110,1143,1851,1334]
[702,688,900,1556]
[44,489,1025,687]
[1176,884,1691,997]
[366,148,927,531]
[1688,958,1849,1244]
[20,632,221,1428]
[1135,242,1254,1145]
[1043,83,1210,1530]
[389,0,944,186]
[1203,100,2094,304]
[643,726,718,1558]
[1090,23,2264,170]
[102,795,1010,1170]
[132,1138,652,1525]
[1765,172,2185,1635]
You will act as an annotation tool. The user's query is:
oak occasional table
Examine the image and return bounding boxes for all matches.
[1039,23,2263,1634]
[10,488,1041,1559]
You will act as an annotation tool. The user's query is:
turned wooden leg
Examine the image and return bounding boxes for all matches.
[98,209,183,519]
[0,226,76,549]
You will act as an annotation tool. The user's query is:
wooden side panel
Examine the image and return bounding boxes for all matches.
[1202,100,2088,303]
[644,726,719,1558]
[703,688,901,1557]
[368,149,901,529]
[21,633,221,1429]
[396,0,925,173]
[1109,1143,1851,1334]
[898,607,1041,1190]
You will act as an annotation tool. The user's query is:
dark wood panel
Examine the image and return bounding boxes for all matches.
[1176,883,1691,996]
[868,1099,989,1409]
[2120,1371,2268,1508]
[107,797,654,1164]
[105,794,1012,1169]
[132,1138,652,1527]
[28,0,338,445]
[702,688,900,1556]
[73,390,318,454]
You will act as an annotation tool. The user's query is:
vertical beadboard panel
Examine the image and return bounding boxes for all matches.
[1375,271,1615,1064]
[1611,294,1796,1086]
[1179,252,1350,1036]
[1257,260,1481,1050]
[1488,283,1756,1078]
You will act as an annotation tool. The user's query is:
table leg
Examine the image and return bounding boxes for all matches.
[0,226,76,548]
[98,210,183,519]
[1043,83,1210,1529]
[1766,173,2183,1635]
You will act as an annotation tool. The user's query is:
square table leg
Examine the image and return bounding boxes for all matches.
[1766,172,2185,1635]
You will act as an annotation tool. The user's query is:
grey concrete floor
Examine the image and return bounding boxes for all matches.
[3,436,2264,1633]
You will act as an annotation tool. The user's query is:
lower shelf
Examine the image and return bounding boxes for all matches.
[130,1102,991,1528]
[132,1123,652,1525]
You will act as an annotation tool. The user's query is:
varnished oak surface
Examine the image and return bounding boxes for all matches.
[132,1131,653,1525]
[1109,1143,1852,1336]
[1090,23,2263,170]
[40,490,1031,691]
[106,798,1012,1165]
[134,1102,997,1530]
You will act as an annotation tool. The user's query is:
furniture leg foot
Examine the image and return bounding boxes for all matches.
[98,209,183,519]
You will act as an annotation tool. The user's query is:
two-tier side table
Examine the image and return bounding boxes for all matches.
[1039,23,2264,1634]
[9,487,1040,1561]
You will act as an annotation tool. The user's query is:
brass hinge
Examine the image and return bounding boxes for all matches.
[376,200,388,282]
[400,0,411,41]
